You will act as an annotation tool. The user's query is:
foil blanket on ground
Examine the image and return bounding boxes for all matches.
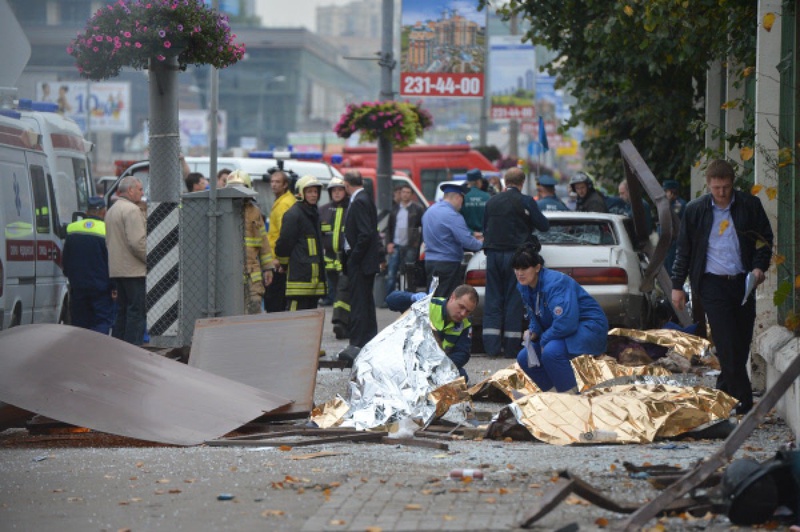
[315,294,463,431]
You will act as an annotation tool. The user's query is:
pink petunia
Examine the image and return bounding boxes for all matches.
[135,42,142,48]
[156,54,165,61]
[164,40,171,48]
[124,31,131,38]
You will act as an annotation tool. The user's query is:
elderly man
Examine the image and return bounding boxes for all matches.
[671,160,773,416]
[482,167,549,357]
[105,177,147,345]
[63,196,115,334]
[422,182,483,299]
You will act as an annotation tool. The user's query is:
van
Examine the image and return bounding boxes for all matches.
[0,99,93,330]
[332,144,496,202]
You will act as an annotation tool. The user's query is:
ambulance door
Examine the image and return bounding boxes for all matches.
[0,151,36,327]
[29,161,61,323]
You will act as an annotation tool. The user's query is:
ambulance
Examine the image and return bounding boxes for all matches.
[0,94,94,330]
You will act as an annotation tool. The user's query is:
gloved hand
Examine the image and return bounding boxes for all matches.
[411,292,426,303]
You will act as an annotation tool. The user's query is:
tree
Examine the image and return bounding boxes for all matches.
[481,0,757,187]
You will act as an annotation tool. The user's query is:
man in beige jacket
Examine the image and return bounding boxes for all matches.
[106,177,147,345]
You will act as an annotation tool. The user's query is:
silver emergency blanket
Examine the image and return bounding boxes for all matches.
[339,294,463,431]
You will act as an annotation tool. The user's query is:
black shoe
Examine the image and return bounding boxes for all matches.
[333,324,348,340]
[337,345,361,366]
[735,403,753,416]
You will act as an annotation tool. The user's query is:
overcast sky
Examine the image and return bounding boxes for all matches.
[254,0,356,32]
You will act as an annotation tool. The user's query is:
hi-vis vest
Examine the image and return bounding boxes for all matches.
[320,202,346,272]
[429,297,471,353]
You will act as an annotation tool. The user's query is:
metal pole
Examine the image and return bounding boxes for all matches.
[206,0,220,318]
[479,7,489,147]
[376,0,394,217]
[507,12,519,160]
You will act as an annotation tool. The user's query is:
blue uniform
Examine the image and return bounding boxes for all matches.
[421,199,482,298]
[537,195,569,212]
[62,216,115,334]
[516,268,608,392]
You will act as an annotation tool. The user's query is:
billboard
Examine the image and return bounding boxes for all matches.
[179,109,227,151]
[36,81,131,134]
[489,36,536,121]
[400,0,485,98]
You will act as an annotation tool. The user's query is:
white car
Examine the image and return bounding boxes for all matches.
[464,211,660,331]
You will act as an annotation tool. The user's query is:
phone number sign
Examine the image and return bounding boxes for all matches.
[400,73,484,98]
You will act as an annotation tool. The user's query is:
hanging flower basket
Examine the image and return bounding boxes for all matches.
[333,100,433,149]
[67,0,246,81]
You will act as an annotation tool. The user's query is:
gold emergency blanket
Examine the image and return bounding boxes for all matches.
[467,365,541,401]
[506,383,737,445]
[572,355,672,391]
[609,328,711,359]
[310,395,350,429]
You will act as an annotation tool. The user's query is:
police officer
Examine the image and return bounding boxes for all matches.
[319,177,350,338]
[62,197,115,334]
[535,174,568,211]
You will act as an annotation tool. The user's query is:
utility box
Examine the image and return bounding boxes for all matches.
[179,187,253,347]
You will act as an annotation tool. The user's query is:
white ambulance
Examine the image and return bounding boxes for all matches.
[0,95,94,329]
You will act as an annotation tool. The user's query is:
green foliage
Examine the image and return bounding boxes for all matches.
[480,0,757,189]
[774,280,793,307]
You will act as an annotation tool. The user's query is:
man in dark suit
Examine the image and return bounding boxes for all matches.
[338,171,380,364]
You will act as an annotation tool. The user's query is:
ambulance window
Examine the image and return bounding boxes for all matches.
[46,174,63,238]
[30,165,51,234]
[72,157,91,211]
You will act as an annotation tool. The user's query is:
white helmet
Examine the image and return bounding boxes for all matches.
[226,169,252,189]
[327,177,346,190]
[295,175,323,198]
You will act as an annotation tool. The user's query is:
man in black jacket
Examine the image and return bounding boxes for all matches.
[671,159,773,415]
[384,183,424,298]
[338,171,380,362]
[482,167,549,357]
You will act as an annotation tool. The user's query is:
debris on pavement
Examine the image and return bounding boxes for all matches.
[189,309,325,417]
[0,324,292,446]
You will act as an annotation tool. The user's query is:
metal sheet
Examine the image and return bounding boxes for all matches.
[189,309,324,416]
[0,324,291,446]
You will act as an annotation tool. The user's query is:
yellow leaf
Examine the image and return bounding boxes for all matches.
[751,184,763,195]
[596,517,610,527]
[795,275,800,289]
[623,5,634,16]
[721,99,740,110]
[405,504,422,511]
[719,219,730,235]
[328,519,346,525]
[443,515,456,521]
[740,146,754,161]
[365,527,383,532]
[763,12,776,31]
[774,254,786,266]
[766,187,778,200]
[742,66,755,77]
[778,147,793,167]
[261,509,285,518]
[785,313,800,332]
[485,497,497,504]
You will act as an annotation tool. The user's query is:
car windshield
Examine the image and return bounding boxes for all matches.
[534,220,618,246]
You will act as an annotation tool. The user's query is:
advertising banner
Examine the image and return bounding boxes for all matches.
[36,81,131,134]
[400,0,485,98]
[489,36,536,121]
[179,109,227,151]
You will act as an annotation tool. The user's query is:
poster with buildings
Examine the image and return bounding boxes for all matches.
[400,0,485,98]
[489,36,536,121]
[36,81,131,134]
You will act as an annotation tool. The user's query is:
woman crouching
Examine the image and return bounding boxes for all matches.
[512,242,608,393]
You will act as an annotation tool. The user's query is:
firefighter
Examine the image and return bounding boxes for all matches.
[62,196,115,334]
[318,177,351,338]
[275,175,327,311]
[226,170,274,314]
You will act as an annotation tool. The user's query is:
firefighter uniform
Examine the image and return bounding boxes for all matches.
[63,205,115,334]
[227,170,274,314]
[319,178,350,338]
[276,176,327,311]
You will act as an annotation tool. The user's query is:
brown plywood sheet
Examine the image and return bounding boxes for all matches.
[189,309,324,417]
[0,324,291,446]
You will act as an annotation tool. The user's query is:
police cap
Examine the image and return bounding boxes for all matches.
[537,174,557,187]
[439,182,468,196]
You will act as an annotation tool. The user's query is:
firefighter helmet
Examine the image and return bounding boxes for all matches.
[295,175,323,197]
[327,177,346,189]
[226,169,252,189]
